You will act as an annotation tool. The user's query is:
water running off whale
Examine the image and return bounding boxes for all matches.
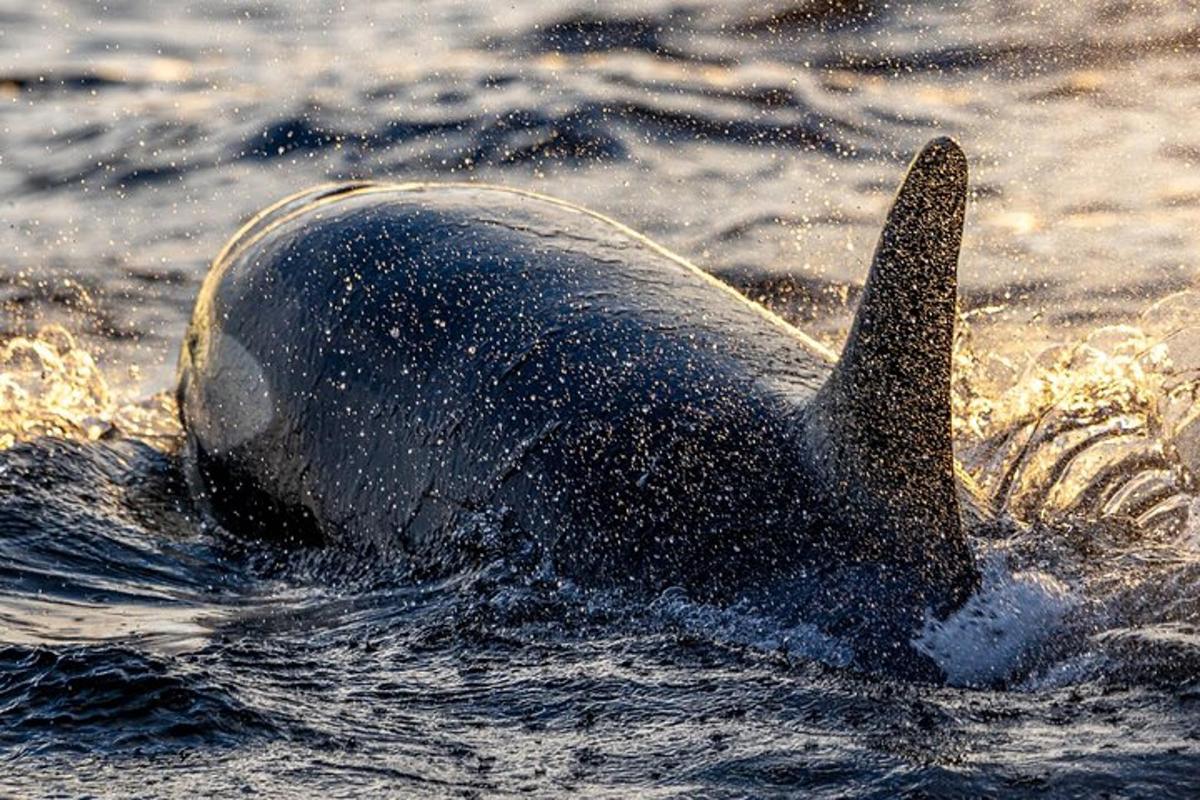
[176,137,979,675]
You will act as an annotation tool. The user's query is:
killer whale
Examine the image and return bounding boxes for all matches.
[177,137,979,671]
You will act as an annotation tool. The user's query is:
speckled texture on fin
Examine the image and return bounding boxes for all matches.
[808,138,974,616]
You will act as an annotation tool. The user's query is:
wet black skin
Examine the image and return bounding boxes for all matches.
[178,140,979,675]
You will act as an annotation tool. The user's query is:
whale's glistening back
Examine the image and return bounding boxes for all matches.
[177,138,978,672]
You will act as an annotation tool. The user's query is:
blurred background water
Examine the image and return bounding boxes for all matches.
[2,1,1200,797]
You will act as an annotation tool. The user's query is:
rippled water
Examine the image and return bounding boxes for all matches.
[2,1,1200,796]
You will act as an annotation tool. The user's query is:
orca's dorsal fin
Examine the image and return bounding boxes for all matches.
[806,137,971,609]
[824,136,966,482]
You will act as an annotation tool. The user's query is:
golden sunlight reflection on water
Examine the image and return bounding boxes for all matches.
[0,595,217,655]
[953,290,1200,539]
[0,325,179,450]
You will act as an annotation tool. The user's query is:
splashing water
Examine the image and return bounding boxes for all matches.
[922,290,1200,688]
[953,292,1200,536]
[0,326,180,450]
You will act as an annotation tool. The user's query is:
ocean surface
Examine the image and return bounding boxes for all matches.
[2,0,1200,796]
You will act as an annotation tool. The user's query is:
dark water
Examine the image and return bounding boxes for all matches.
[3,1,1200,796]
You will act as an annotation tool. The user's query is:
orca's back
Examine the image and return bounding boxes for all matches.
[178,184,833,585]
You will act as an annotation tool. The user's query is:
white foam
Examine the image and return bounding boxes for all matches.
[649,587,854,668]
[914,563,1079,687]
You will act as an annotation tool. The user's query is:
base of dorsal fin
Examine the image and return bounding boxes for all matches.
[804,137,975,616]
